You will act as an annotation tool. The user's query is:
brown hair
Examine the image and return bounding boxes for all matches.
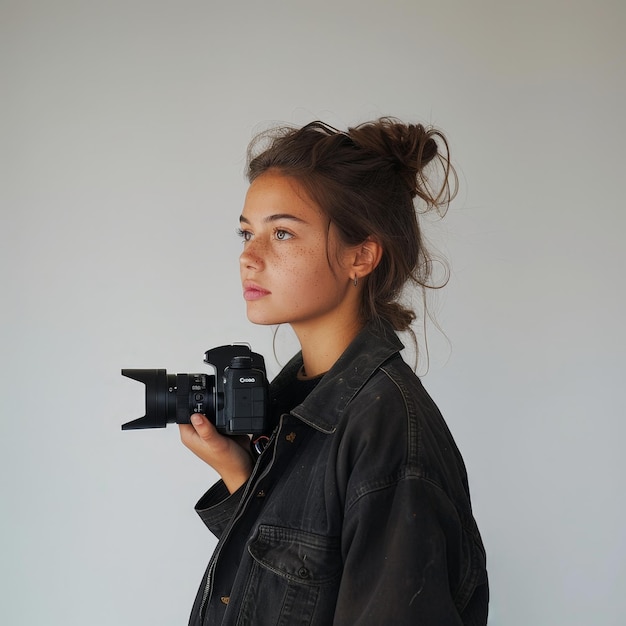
[246,117,457,335]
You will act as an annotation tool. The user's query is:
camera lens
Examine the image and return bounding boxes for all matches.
[121,369,216,429]
[176,373,215,424]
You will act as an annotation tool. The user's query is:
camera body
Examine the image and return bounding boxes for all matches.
[121,344,269,435]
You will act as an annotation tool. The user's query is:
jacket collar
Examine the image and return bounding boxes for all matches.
[269,320,404,433]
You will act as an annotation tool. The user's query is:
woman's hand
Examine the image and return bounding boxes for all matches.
[179,414,254,494]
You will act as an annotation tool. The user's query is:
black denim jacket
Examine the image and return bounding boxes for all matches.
[188,321,488,625]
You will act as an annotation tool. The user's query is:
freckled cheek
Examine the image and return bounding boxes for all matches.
[273,247,329,300]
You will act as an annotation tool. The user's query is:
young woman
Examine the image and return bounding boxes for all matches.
[179,118,488,625]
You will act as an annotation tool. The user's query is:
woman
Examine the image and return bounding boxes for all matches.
[180,118,488,625]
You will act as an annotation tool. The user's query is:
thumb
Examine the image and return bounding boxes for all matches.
[190,413,217,440]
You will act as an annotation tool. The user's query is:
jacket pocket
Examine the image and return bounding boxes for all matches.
[237,525,342,626]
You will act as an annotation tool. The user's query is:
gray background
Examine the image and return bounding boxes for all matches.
[2,1,624,624]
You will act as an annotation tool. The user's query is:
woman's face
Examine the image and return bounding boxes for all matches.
[238,172,356,332]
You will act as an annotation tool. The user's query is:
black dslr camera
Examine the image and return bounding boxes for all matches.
[121,344,269,435]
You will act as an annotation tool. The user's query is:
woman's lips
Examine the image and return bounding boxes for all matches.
[243,282,271,301]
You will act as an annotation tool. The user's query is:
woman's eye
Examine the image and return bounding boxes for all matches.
[275,229,293,241]
[236,228,252,242]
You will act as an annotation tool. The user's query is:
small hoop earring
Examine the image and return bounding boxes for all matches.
[353,276,358,287]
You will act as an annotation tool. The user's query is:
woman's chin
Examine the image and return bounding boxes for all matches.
[246,310,281,326]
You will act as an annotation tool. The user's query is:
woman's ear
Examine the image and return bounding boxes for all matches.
[352,237,383,280]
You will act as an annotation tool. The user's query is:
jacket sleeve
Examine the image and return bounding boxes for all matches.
[194,481,245,539]
[333,474,472,625]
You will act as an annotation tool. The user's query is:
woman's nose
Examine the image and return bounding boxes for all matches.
[240,241,264,270]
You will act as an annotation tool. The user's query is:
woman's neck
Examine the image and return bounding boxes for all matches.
[292,316,364,378]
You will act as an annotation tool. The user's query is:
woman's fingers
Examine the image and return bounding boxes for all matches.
[179,414,253,493]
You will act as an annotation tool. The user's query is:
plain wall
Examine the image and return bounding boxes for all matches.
[2,1,624,624]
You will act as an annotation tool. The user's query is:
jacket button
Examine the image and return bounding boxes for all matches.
[256,489,266,498]
[298,567,310,579]
[220,596,230,605]
[286,432,296,443]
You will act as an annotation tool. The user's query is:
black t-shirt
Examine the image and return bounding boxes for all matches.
[269,370,324,430]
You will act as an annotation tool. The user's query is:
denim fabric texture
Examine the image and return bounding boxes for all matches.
[188,321,488,625]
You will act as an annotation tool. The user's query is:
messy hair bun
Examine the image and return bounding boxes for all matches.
[246,117,457,340]
[346,118,454,208]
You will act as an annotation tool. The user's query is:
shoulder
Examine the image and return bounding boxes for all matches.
[338,356,471,506]
[342,354,441,451]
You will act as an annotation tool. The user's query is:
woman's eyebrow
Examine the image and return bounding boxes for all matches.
[239,213,309,225]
